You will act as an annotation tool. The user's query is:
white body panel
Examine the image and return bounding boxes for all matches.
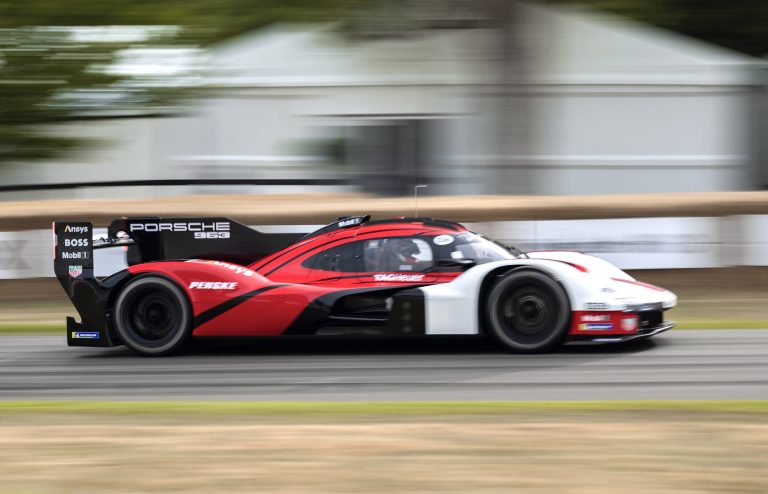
[420,251,677,335]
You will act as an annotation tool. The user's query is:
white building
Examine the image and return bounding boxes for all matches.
[7,1,766,198]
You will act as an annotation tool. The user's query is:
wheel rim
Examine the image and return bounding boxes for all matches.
[497,284,557,344]
[121,288,181,346]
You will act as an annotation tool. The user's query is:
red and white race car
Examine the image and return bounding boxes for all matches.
[53,215,676,356]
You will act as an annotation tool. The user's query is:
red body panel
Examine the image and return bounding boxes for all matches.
[192,285,338,337]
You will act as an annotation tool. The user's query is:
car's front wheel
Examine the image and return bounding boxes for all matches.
[113,275,192,356]
[484,270,570,353]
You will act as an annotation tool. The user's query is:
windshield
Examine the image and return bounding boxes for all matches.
[438,232,519,264]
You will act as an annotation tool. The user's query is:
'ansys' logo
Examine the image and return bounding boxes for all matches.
[64,225,89,234]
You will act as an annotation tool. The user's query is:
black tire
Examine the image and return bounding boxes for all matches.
[113,275,192,356]
[484,270,570,353]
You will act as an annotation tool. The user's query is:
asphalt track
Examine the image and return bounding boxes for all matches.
[1,330,767,401]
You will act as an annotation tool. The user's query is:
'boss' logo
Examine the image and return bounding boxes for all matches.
[63,238,89,247]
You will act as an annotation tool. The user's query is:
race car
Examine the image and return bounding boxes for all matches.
[53,215,676,356]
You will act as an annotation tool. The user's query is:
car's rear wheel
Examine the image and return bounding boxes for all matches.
[113,275,191,356]
[484,270,570,353]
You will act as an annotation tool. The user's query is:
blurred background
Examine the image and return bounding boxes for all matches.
[0,0,767,278]
[0,0,765,198]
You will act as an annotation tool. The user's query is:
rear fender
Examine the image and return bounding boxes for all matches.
[127,260,275,316]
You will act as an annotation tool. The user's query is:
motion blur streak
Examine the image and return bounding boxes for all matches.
[0,0,765,199]
[0,330,767,400]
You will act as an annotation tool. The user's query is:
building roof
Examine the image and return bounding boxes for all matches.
[206,2,764,89]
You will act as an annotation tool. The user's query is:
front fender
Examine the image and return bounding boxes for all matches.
[419,256,676,335]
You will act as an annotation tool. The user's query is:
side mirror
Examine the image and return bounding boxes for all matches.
[435,258,476,271]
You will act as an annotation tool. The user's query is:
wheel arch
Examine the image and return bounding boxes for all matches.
[105,271,189,343]
[476,264,573,336]
[111,272,195,356]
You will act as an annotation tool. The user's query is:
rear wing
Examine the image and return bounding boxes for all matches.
[104,217,303,266]
[53,221,116,346]
[53,217,302,277]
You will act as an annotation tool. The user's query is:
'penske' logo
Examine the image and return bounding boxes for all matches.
[63,225,89,234]
[189,281,238,290]
[129,222,230,233]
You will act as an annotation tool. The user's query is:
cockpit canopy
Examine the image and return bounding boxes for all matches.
[434,232,518,265]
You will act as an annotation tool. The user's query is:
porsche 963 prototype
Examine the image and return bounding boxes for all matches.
[53,215,676,356]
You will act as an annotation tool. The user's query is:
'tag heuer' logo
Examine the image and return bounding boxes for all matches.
[68,265,83,278]
[373,274,425,282]
[621,317,639,332]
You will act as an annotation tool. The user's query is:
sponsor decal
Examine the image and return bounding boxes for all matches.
[373,273,425,282]
[580,314,610,322]
[63,225,89,234]
[129,222,230,239]
[584,302,609,310]
[61,251,89,260]
[600,287,616,293]
[63,238,89,247]
[338,217,363,227]
[621,317,638,332]
[579,323,614,331]
[189,281,238,290]
[71,331,99,339]
[202,260,256,277]
[68,265,83,278]
[433,235,454,246]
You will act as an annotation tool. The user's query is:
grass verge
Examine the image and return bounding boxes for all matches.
[0,323,60,334]
[1,400,767,494]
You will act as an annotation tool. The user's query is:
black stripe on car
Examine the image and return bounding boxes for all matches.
[193,284,289,328]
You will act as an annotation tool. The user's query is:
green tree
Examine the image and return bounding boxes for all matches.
[1,0,764,170]
[0,0,374,168]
